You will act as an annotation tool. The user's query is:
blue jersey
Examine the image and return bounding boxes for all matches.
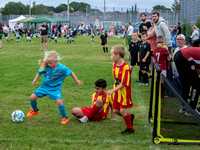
[38,63,72,87]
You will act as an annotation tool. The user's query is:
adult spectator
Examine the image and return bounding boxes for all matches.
[40,20,48,51]
[176,22,181,35]
[139,13,151,35]
[172,34,187,95]
[127,23,134,45]
[174,47,200,116]
[152,12,172,54]
[0,22,3,50]
[190,25,200,47]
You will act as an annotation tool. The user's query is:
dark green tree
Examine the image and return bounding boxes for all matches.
[153,5,171,12]
[2,2,28,15]
[31,4,50,15]
[69,2,90,13]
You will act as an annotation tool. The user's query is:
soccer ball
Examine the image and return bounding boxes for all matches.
[11,110,25,123]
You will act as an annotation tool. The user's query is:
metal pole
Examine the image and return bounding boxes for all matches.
[67,0,69,21]
[86,5,87,23]
[29,0,31,16]
[103,0,105,29]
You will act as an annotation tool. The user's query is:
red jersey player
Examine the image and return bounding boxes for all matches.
[71,79,115,122]
[152,35,171,98]
[106,44,135,134]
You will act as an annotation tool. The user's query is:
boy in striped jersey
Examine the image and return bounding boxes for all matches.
[71,79,115,122]
[107,44,135,134]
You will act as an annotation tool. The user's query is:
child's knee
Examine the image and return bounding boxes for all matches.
[71,108,77,115]
[30,94,37,101]
[120,109,127,116]
[56,99,63,106]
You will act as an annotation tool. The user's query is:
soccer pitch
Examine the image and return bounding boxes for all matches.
[0,35,198,149]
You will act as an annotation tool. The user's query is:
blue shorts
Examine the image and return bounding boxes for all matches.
[33,84,62,100]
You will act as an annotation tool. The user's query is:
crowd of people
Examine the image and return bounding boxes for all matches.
[0,11,200,134]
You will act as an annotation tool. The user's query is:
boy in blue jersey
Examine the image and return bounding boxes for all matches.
[54,28,58,44]
[26,51,83,124]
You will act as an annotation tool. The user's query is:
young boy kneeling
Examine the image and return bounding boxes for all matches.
[71,79,115,122]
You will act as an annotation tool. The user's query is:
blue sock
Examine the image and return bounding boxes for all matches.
[30,100,37,111]
[58,104,67,118]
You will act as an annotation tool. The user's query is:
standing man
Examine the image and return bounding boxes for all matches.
[139,13,151,35]
[127,23,134,45]
[40,20,48,51]
[174,47,200,116]
[176,22,181,36]
[0,22,3,50]
[152,12,172,54]
[172,34,187,96]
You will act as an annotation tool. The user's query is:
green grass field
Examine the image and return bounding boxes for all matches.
[0,35,199,150]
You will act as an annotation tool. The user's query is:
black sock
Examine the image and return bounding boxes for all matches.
[139,70,142,81]
[143,73,149,83]
[106,47,108,53]
[103,47,105,53]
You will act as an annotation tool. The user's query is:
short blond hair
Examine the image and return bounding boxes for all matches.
[39,51,59,70]
[156,35,165,43]
[111,44,125,58]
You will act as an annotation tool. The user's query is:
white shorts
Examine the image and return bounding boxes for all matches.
[55,37,57,40]
[27,37,31,40]
[61,30,65,34]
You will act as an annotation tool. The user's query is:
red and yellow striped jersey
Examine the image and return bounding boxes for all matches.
[112,62,133,106]
[91,93,113,119]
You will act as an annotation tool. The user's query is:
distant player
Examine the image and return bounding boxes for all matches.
[26,51,83,124]
[4,30,10,42]
[27,29,32,44]
[100,29,108,53]
[71,79,115,122]
[54,28,58,44]
[129,31,141,75]
[138,32,151,85]
[91,31,95,43]
[106,44,135,134]
[15,30,23,44]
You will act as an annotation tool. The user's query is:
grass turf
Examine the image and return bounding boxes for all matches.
[0,35,199,149]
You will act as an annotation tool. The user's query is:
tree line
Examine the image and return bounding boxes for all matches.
[0,0,179,15]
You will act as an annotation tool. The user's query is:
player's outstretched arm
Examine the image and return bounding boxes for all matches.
[32,73,41,86]
[70,72,83,87]
[106,84,124,95]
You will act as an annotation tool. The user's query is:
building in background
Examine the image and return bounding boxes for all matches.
[180,0,200,25]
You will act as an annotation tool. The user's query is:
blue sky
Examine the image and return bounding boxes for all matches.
[0,0,174,12]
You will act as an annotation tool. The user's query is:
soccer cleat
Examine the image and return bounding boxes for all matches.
[26,108,40,117]
[79,116,89,123]
[178,106,187,114]
[161,95,169,99]
[61,118,69,124]
[121,128,134,134]
[144,83,149,86]
[139,83,144,86]
[185,111,194,117]
[130,114,135,125]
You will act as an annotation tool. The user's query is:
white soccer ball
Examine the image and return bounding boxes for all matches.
[11,110,25,123]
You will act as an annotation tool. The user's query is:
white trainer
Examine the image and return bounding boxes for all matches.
[79,116,89,123]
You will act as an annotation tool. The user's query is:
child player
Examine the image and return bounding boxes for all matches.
[27,29,32,44]
[4,30,10,42]
[91,30,95,44]
[106,44,135,134]
[71,79,115,122]
[15,30,23,44]
[138,32,151,85]
[152,35,171,98]
[54,28,58,44]
[100,29,108,53]
[26,51,83,124]
[129,31,141,75]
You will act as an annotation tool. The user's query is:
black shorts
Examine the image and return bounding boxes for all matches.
[140,62,149,71]
[101,42,107,46]
[130,56,138,66]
